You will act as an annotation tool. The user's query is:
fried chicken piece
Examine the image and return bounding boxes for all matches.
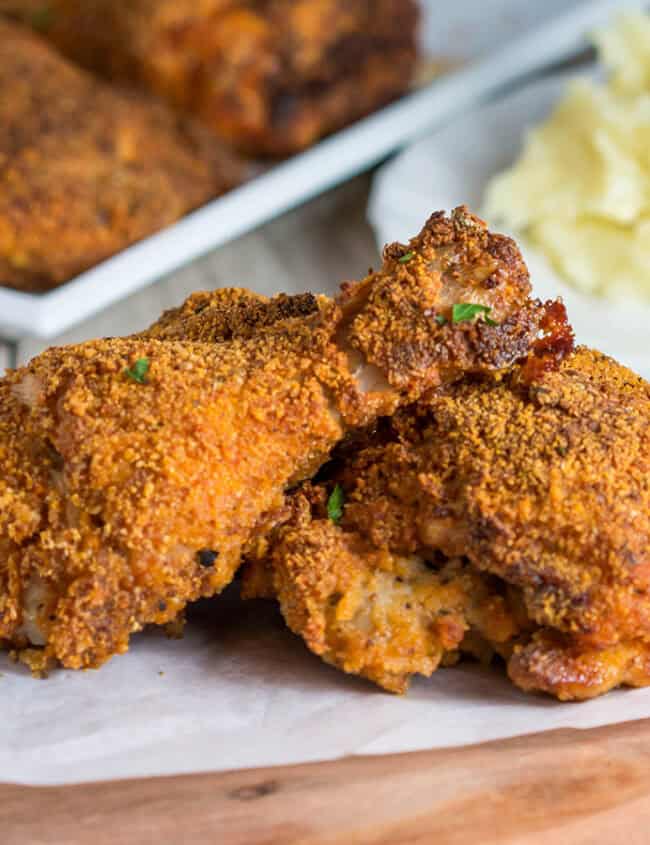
[0,208,550,672]
[248,347,650,700]
[1,0,419,156]
[0,19,242,292]
[398,346,650,700]
[395,348,650,656]
[2,334,346,672]
[243,478,521,693]
[148,206,548,406]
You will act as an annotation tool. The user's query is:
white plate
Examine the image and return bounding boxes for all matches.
[0,0,630,339]
[368,72,650,380]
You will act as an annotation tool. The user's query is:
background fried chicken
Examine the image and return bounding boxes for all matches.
[1,0,419,156]
[0,19,241,292]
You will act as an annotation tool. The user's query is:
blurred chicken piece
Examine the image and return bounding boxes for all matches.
[0,19,241,292]
[0,208,550,673]
[0,0,419,156]
[250,347,650,700]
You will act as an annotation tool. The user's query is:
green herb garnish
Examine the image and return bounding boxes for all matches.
[452,303,496,325]
[31,5,54,32]
[398,251,415,264]
[435,314,447,326]
[327,484,345,524]
[124,357,150,384]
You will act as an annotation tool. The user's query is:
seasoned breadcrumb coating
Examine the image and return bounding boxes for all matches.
[248,347,650,700]
[243,479,521,693]
[340,207,545,392]
[1,0,419,156]
[397,347,650,655]
[0,209,547,672]
[1,334,343,671]
[145,288,323,344]
[0,19,242,292]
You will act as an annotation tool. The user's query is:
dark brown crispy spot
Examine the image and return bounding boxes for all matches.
[198,549,219,568]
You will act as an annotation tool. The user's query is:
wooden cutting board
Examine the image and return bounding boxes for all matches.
[4,717,650,844]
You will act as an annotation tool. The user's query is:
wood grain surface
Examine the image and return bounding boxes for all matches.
[4,718,650,844]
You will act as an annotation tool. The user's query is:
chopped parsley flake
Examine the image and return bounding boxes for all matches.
[124,357,150,384]
[452,303,496,325]
[327,484,345,524]
[398,251,415,264]
[435,314,447,326]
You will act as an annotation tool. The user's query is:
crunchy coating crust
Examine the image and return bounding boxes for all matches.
[0,209,547,672]
[342,208,546,393]
[247,346,650,700]
[148,208,548,421]
[145,288,322,343]
[1,333,344,670]
[397,347,650,652]
[0,19,242,292]
[4,0,419,157]
[243,477,521,694]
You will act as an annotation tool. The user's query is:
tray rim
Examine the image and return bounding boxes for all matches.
[0,0,629,339]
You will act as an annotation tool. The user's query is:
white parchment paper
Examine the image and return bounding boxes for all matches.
[5,592,650,786]
[9,1,648,789]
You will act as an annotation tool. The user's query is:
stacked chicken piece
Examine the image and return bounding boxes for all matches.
[2,207,649,701]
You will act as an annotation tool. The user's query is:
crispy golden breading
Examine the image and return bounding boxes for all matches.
[396,348,650,655]
[385,346,650,700]
[248,347,650,700]
[243,480,521,693]
[0,209,548,672]
[1,0,419,156]
[2,333,344,671]
[341,208,548,393]
[145,288,323,344]
[148,207,551,418]
[0,19,242,292]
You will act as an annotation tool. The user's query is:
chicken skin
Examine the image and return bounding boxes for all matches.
[0,208,548,673]
[247,347,650,700]
[2,0,419,156]
[0,19,241,292]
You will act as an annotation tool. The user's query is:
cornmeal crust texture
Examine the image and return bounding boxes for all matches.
[0,209,555,673]
[1,0,419,156]
[0,333,344,672]
[247,348,650,700]
[399,348,650,651]
[0,19,242,292]
[343,207,545,392]
[243,478,522,694]
[395,347,650,698]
